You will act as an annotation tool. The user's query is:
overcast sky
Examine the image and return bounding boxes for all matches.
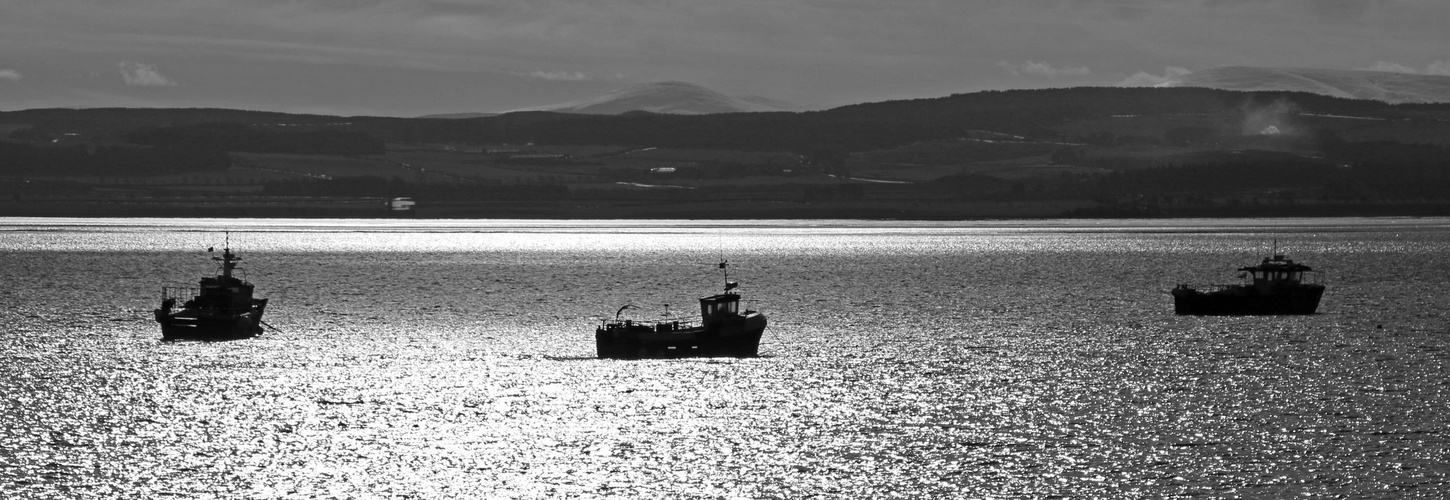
[2,0,1447,117]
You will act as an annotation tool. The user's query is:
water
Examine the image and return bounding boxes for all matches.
[2,217,1448,498]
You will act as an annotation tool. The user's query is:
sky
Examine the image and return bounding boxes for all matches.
[1,0,1448,117]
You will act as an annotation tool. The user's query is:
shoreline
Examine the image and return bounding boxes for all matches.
[5,199,1450,220]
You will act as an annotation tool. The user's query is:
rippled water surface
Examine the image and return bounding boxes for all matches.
[2,217,1448,498]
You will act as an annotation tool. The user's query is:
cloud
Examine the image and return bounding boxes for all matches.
[118,61,177,86]
[8,0,1450,115]
[525,70,591,82]
[1308,0,1371,19]
[1365,60,1450,76]
[997,61,1091,78]
[1118,66,1192,87]
[0,69,20,82]
[1365,61,1419,74]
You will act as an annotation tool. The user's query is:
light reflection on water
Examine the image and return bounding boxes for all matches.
[2,217,1448,498]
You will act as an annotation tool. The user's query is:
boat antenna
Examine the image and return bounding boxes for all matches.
[719,259,739,292]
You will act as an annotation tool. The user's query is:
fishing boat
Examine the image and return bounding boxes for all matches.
[1172,250,1325,315]
[154,238,269,340]
[595,262,767,359]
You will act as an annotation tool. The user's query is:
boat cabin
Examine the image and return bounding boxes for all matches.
[1240,254,1313,290]
[186,246,255,311]
[193,276,255,310]
[699,292,743,326]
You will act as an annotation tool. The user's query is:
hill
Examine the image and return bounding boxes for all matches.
[3,87,1450,219]
[1161,66,1450,104]
[512,81,801,115]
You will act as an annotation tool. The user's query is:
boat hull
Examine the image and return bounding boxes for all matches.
[1172,285,1324,315]
[595,314,766,359]
[155,299,268,341]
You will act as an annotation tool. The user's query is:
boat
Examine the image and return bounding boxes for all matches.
[154,238,269,340]
[595,262,767,359]
[1171,250,1325,315]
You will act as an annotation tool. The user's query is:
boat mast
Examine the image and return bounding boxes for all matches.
[719,260,738,293]
[214,230,241,279]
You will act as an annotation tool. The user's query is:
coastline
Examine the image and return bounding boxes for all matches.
[4,198,1450,220]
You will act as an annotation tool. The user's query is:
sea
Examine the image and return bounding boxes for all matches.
[1,217,1447,499]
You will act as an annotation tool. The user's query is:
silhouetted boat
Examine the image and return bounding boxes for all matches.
[154,239,269,340]
[1172,250,1324,315]
[595,262,767,359]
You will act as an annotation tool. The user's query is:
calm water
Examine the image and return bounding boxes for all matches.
[2,217,1448,498]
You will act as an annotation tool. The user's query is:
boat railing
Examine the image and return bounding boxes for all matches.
[1178,271,1322,291]
[1302,271,1323,285]
[1176,283,1237,292]
[161,286,199,302]
[602,317,698,332]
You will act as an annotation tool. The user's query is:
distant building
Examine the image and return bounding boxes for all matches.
[389,197,416,212]
[51,132,84,144]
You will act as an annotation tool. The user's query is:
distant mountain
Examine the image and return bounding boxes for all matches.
[418,112,498,119]
[1159,66,1450,104]
[514,81,801,115]
[9,87,1450,153]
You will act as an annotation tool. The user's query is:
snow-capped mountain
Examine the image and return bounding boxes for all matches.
[1159,66,1450,104]
[516,81,800,115]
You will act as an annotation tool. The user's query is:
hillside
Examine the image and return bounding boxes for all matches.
[1162,66,1450,104]
[3,87,1450,219]
[512,81,800,115]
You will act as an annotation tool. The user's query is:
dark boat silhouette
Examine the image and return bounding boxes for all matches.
[595,262,767,359]
[1172,250,1325,315]
[154,239,269,340]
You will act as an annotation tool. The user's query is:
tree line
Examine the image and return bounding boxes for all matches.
[123,122,384,155]
[0,141,230,176]
[261,177,569,201]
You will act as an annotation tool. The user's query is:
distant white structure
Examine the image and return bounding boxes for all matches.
[389,197,415,212]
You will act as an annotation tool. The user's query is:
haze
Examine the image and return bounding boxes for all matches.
[2,0,1448,117]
